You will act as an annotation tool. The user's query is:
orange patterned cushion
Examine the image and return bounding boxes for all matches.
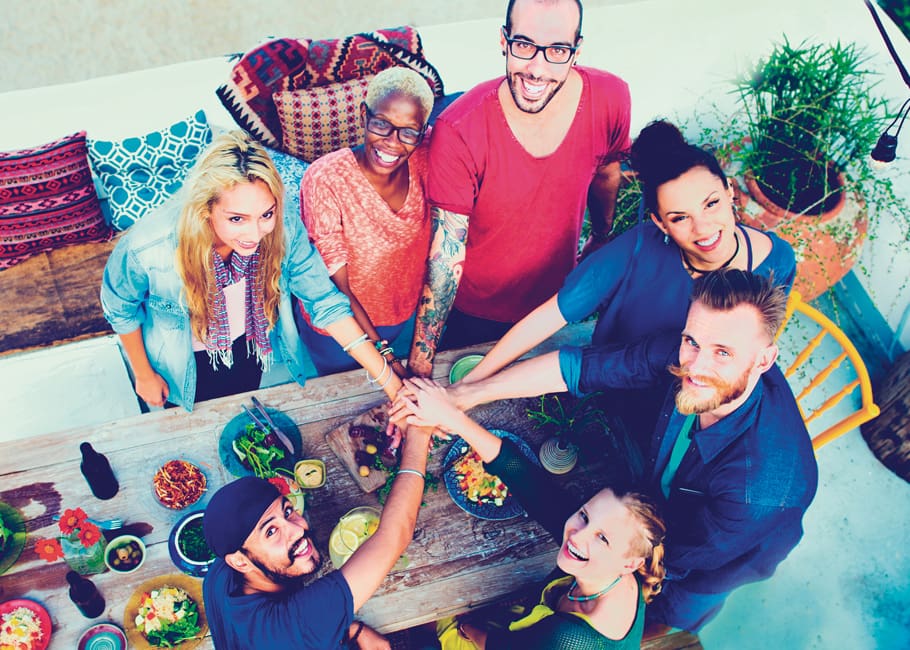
[273,76,374,163]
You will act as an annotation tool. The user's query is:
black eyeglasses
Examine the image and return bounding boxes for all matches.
[363,105,425,146]
[502,29,578,65]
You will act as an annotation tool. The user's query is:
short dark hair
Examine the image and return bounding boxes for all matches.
[505,0,583,42]
[690,269,788,341]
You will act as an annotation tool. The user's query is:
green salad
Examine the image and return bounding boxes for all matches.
[135,585,201,647]
[0,512,11,551]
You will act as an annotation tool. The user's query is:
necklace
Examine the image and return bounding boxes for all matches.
[681,230,740,276]
[565,575,623,602]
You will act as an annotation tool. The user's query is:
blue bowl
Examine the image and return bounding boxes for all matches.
[168,510,216,577]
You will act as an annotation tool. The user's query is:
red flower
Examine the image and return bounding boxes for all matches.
[58,507,87,535]
[267,476,291,495]
[77,522,102,548]
[35,538,64,562]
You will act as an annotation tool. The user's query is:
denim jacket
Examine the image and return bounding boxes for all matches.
[560,334,818,595]
[101,191,352,411]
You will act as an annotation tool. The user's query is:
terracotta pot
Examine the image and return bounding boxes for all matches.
[732,171,868,300]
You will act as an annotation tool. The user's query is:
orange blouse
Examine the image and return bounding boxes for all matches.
[300,143,431,327]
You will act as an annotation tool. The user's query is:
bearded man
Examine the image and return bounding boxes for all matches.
[407,0,631,375]
[202,426,432,649]
[448,269,818,633]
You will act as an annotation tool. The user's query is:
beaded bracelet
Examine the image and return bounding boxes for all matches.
[342,333,369,354]
[374,339,395,358]
[397,468,425,480]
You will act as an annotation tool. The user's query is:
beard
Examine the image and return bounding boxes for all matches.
[668,364,749,415]
[507,71,567,114]
[242,533,323,588]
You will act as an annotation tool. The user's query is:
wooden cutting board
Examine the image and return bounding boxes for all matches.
[325,405,391,492]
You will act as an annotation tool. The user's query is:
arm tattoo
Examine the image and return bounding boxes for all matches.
[409,208,468,372]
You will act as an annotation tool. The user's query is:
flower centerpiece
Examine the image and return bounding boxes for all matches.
[35,507,108,575]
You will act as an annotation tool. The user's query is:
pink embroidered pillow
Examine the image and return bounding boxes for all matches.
[0,132,110,269]
[273,76,374,162]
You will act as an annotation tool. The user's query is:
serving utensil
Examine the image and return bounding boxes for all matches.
[52,515,123,530]
[250,396,296,454]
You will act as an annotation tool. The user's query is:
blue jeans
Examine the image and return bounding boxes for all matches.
[295,304,413,376]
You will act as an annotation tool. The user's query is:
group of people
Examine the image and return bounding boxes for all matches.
[100,0,819,647]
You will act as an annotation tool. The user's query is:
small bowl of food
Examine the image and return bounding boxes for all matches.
[294,459,326,489]
[169,511,216,577]
[105,535,146,574]
[153,459,207,510]
[449,354,484,384]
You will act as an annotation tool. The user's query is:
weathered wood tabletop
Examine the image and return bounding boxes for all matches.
[0,322,700,649]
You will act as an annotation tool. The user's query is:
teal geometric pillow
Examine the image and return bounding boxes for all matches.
[263,146,309,223]
[88,110,212,230]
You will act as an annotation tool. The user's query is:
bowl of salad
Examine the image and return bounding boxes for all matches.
[169,512,216,577]
[125,574,207,650]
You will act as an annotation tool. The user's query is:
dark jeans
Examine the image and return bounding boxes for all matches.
[439,308,514,351]
[193,336,262,403]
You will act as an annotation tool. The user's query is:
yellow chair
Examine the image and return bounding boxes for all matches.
[776,291,880,450]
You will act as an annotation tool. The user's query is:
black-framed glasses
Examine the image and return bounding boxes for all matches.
[363,105,425,146]
[502,29,578,64]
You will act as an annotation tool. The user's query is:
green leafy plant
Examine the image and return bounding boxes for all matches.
[734,38,888,215]
[526,393,608,447]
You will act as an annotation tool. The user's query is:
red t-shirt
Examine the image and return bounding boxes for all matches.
[427,66,631,323]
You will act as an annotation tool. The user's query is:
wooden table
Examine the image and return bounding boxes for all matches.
[0,323,699,649]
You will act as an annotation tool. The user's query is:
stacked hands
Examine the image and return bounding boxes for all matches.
[390,378,466,438]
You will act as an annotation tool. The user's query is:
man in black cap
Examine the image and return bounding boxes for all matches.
[202,426,432,649]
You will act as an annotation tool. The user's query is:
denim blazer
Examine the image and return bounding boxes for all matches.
[560,335,818,595]
[100,191,352,411]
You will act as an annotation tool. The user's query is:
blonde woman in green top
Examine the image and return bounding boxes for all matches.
[393,378,666,649]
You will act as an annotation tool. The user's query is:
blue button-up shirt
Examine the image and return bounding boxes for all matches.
[560,334,818,595]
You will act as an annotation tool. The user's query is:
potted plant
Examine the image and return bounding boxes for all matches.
[718,38,904,299]
[527,393,608,474]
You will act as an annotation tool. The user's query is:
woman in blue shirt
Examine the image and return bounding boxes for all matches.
[458,120,795,384]
[101,131,399,411]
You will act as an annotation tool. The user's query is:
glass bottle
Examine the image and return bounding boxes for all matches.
[66,570,106,618]
[80,442,119,500]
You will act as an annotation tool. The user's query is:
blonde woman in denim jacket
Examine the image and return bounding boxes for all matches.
[101,131,400,411]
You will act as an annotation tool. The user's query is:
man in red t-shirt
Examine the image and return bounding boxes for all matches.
[408,0,631,376]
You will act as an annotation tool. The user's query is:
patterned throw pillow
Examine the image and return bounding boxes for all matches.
[88,110,212,230]
[0,131,110,270]
[263,145,310,219]
[273,77,373,162]
[216,26,444,149]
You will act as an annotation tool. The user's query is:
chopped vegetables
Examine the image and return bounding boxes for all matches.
[453,448,510,506]
[0,606,44,650]
[134,586,201,648]
[0,513,11,552]
[177,519,215,564]
[232,424,292,478]
[153,461,206,509]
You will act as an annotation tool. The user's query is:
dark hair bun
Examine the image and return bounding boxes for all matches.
[630,120,688,183]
